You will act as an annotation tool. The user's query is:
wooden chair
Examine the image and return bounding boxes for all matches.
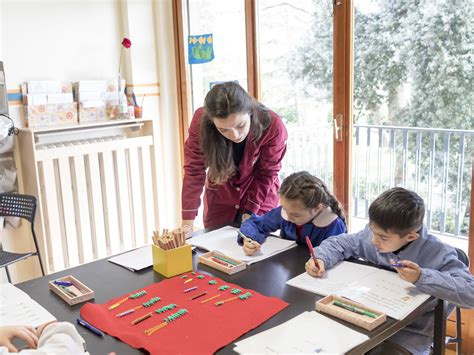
[445,247,470,355]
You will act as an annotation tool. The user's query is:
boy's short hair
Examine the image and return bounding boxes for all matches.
[368,187,425,236]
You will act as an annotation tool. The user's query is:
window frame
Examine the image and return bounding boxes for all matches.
[173,2,474,350]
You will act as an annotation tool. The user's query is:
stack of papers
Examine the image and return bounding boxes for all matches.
[188,226,296,265]
[27,80,73,105]
[286,261,430,319]
[0,283,56,327]
[108,245,153,272]
[234,311,369,354]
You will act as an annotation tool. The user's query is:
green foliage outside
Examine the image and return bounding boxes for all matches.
[290,0,473,236]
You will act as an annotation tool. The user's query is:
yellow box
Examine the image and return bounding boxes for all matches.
[152,244,193,277]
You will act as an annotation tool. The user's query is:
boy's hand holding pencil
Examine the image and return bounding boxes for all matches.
[392,259,421,284]
[305,236,325,277]
[305,257,325,277]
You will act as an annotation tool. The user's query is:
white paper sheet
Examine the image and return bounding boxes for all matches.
[286,261,379,296]
[234,311,369,354]
[189,226,296,265]
[108,245,153,272]
[0,283,56,327]
[286,261,430,319]
[338,269,430,320]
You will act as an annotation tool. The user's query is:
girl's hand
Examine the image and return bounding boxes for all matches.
[305,258,325,277]
[393,260,421,283]
[241,213,252,223]
[0,326,38,352]
[243,238,261,256]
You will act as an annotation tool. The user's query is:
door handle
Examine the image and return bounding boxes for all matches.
[334,114,344,142]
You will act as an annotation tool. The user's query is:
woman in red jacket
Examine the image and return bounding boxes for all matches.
[181,82,288,233]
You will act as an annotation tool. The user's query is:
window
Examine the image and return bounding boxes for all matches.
[186,0,247,113]
[352,0,473,239]
[258,1,334,188]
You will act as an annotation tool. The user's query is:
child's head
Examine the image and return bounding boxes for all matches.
[368,187,425,253]
[278,171,345,226]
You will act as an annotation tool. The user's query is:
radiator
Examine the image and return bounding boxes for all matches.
[33,133,157,272]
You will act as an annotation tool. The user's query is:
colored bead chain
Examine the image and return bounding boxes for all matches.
[116,305,143,317]
[215,292,252,306]
[144,309,188,336]
[143,297,161,307]
[130,290,147,299]
[200,294,221,303]
[108,290,147,310]
[131,312,153,325]
[164,309,188,323]
[155,304,177,314]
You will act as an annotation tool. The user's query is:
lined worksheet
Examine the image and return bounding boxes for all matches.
[0,283,56,327]
[286,261,430,319]
[189,226,296,264]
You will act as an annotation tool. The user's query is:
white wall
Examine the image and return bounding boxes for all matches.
[0,0,182,283]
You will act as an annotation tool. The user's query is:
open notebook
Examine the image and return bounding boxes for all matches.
[0,283,56,327]
[188,226,296,265]
[234,311,369,354]
[286,261,430,320]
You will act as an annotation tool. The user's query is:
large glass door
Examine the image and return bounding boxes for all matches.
[177,0,352,224]
[257,0,335,190]
[351,1,473,242]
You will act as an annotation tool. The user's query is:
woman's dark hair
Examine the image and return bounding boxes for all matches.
[200,82,272,184]
[279,171,346,222]
[368,187,425,236]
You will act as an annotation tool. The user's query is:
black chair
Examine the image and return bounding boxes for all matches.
[0,193,45,282]
[445,247,470,355]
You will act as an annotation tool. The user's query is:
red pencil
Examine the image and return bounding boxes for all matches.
[305,236,320,270]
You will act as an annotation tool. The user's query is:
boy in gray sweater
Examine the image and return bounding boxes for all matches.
[306,187,474,355]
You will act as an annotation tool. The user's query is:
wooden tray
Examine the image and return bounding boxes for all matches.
[198,251,246,275]
[315,294,386,331]
[48,275,94,305]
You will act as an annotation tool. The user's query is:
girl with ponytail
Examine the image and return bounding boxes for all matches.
[238,171,346,255]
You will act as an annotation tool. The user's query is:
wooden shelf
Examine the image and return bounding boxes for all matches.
[19,118,153,134]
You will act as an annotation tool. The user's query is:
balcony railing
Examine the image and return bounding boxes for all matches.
[281,124,473,239]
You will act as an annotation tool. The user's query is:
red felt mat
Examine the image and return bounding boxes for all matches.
[80,273,288,354]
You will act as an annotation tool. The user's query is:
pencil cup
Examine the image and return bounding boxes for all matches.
[152,244,193,278]
[134,106,143,119]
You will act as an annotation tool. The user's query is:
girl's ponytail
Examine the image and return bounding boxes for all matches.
[319,182,346,223]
